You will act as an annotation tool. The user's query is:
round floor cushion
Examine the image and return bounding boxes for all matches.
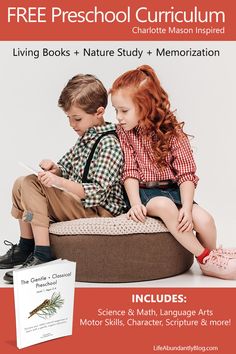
[49,215,193,283]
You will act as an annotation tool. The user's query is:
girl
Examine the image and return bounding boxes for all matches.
[111,64,236,280]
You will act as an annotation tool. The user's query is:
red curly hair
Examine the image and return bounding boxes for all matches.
[110,65,186,167]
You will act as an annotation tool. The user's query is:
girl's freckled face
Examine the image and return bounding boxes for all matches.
[111,90,140,131]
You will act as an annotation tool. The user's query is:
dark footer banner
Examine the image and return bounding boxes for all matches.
[1,287,235,353]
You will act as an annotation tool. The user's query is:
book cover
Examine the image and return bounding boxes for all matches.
[13,260,76,349]
[0,1,236,353]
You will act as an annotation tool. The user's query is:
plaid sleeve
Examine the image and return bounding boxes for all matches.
[116,127,140,182]
[170,134,199,187]
[82,136,124,208]
[57,146,74,178]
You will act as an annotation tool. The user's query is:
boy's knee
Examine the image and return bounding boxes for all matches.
[12,176,26,195]
[23,174,37,183]
[20,174,38,191]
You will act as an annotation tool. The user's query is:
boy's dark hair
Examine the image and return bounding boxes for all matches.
[58,74,108,114]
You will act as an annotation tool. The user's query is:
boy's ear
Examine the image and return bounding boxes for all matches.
[96,106,105,118]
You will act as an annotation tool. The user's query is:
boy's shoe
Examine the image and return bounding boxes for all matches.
[3,253,48,284]
[216,245,236,258]
[0,240,31,269]
[199,250,236,280]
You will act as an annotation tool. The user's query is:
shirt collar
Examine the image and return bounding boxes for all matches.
[79,122,116,144]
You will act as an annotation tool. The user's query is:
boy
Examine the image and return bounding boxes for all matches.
[0,74,126,283]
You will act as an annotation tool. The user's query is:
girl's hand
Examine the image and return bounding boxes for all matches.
[39,159,60,175]
[127,204,147,223]
[178,207,193,232]
[38,171,62,188]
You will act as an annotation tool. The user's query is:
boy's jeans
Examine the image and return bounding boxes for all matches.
[11,175,111,228]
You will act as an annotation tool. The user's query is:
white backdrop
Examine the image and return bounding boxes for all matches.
[0,41,235,253]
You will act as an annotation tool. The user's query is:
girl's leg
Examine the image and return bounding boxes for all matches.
[146,196,236,280]
[192,204,217,250]
[146,196,205,256]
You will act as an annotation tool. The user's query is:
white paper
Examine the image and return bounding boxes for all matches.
[18,161,65,191]
[18,161,42,176]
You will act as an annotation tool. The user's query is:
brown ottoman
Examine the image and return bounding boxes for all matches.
[49,215,193,283]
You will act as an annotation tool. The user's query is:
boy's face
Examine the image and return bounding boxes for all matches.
[111,89,139,131]
[66,105,104,136]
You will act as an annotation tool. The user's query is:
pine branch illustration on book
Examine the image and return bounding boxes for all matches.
[28,292,64,319]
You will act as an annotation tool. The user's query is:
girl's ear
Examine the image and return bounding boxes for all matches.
[96,106,105,118]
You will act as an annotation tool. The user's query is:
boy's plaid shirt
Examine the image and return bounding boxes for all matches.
[57,122,126,216]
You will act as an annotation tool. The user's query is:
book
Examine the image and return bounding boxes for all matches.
[13,259,76,349]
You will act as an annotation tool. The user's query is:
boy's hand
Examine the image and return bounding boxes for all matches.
[38,171,62,188]
[127,204,147,223]
[178,207,193,232]
[39,159,60,175]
